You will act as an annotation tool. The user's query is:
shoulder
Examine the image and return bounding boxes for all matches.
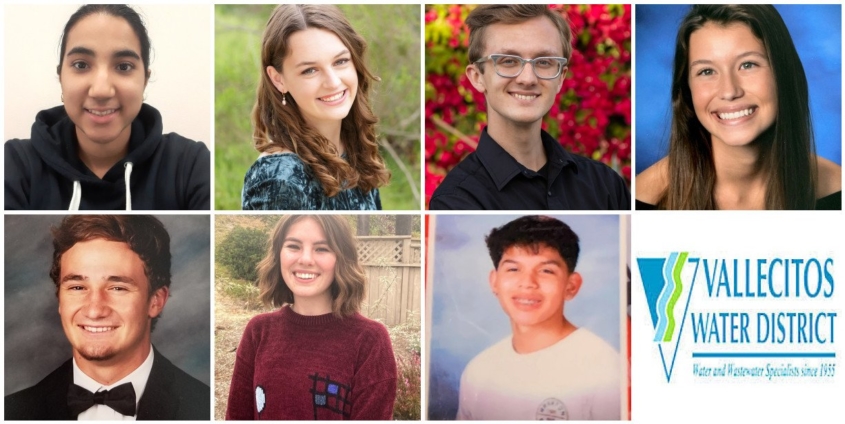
[154,350,209,392]
[4,139,37,173]
[4,139,39,165]
[429,152,488,210]
[635,157,669,204]
[566,329,620,363]
[463,337,511,377]
[5,360,72,420]
[161,132,209,151]
[244,153,310,182]
[242,309,283,334]
[816,155,841,197]
[344,313,392,345]
[147,349,210,419]
[433,152,483,192]
[242,154,317,210]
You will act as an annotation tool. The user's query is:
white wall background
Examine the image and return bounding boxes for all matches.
[4,4,211,145]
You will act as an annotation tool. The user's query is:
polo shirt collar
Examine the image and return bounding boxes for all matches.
[475,127,576,191]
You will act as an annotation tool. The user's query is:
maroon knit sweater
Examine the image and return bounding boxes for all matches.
[226,305,397,420]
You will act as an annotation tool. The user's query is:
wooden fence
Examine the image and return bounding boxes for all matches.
[358,236,421,327]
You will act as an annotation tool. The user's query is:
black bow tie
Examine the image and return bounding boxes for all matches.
[67,382,137,417]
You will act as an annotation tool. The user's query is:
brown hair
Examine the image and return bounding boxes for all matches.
[49,215,171,328]
[658,5,815,209]
[252,4,390,197]
[466,5,573,69]
[257,215,365,317]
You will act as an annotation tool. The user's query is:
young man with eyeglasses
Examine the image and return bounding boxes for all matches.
[429,5,630,210]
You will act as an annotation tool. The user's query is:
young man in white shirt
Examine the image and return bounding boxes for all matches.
[457,215,621,420]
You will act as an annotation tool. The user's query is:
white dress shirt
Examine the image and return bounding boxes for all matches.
[72,347,155,420]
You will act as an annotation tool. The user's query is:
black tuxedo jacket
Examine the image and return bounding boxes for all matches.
[4,348,210,420]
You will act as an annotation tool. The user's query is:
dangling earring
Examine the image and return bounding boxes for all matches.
[143,92,147,102]
[61,93,64,102]
[282,92,287,106]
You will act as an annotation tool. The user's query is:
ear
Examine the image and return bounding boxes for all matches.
[564,272,582,300]
[148,286,169,319]
[466,63,487,94]
[266,65,287,94]
[145,68,151,86]
[488,268,498,295]
[555,66,568,94]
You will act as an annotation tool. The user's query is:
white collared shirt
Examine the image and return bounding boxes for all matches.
[72,347,155,420]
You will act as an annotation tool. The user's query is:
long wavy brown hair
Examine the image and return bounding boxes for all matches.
[659,5,816,209]
[252,4,390,196]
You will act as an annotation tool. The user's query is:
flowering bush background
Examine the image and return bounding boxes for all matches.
[425,4,631,207]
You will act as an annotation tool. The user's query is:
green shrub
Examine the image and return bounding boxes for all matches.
[218,226,266,282]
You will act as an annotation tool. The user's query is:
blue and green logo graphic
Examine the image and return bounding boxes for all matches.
[638,252,697,382]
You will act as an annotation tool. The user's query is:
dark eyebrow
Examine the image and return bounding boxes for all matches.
[113,49,141,61]
[107,275,138,284]
[283,237,329,245]
[60,274,86,283]
[66,46,95,57]
[66,46,141,61]
[294,49,350,68]
[60,274,138,284]
[690,51,767,68]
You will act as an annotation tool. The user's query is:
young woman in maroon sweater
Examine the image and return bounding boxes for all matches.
[226,215,397,420]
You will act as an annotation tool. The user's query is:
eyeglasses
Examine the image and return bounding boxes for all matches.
[475,54,568,79]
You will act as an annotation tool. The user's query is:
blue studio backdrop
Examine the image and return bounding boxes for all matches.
[635,4,842,174]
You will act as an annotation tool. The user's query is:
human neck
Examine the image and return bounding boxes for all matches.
[291,295,333,316]
[308,118,345,156]
[76,128,131,179]
[74,343,151,386]
[510,316,576,354]
[486,118,546,171]
[711,141,767,209]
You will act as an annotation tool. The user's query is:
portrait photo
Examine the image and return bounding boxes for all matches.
[426,214,628,420]
[214,5,421,210]
[635,4,841,210]
[4,4,212,210]
[4,4,211,144]
[425,5,631,210]
[215,214,421,419]
[4,214,210,419]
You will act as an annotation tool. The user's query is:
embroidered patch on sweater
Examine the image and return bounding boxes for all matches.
[309,373,351,418]
[255,385,266,415]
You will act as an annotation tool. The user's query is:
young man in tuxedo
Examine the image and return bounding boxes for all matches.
[5,215,209,420]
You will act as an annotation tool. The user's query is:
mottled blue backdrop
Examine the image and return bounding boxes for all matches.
[427,215,622,419]
[635,4,842,174]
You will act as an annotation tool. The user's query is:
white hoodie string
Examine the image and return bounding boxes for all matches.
[124,162,133,211]
[68,181,81,211]
[66,162,134,210]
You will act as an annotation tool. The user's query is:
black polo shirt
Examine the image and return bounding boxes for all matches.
[429,128,631,210]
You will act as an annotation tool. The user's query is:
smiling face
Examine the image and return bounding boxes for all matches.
[59,13,148,151]
[489,244,581,331]
[467,16,566,131]
[688,22,777,148]
[58,239,166,369]
[267,28,358,130]
[280,217,338,312]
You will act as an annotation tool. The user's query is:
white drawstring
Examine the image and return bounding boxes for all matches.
[68,181,81,211]
[124,162,133,210]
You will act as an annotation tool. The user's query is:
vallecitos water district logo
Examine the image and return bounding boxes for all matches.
[638,252,837,383]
